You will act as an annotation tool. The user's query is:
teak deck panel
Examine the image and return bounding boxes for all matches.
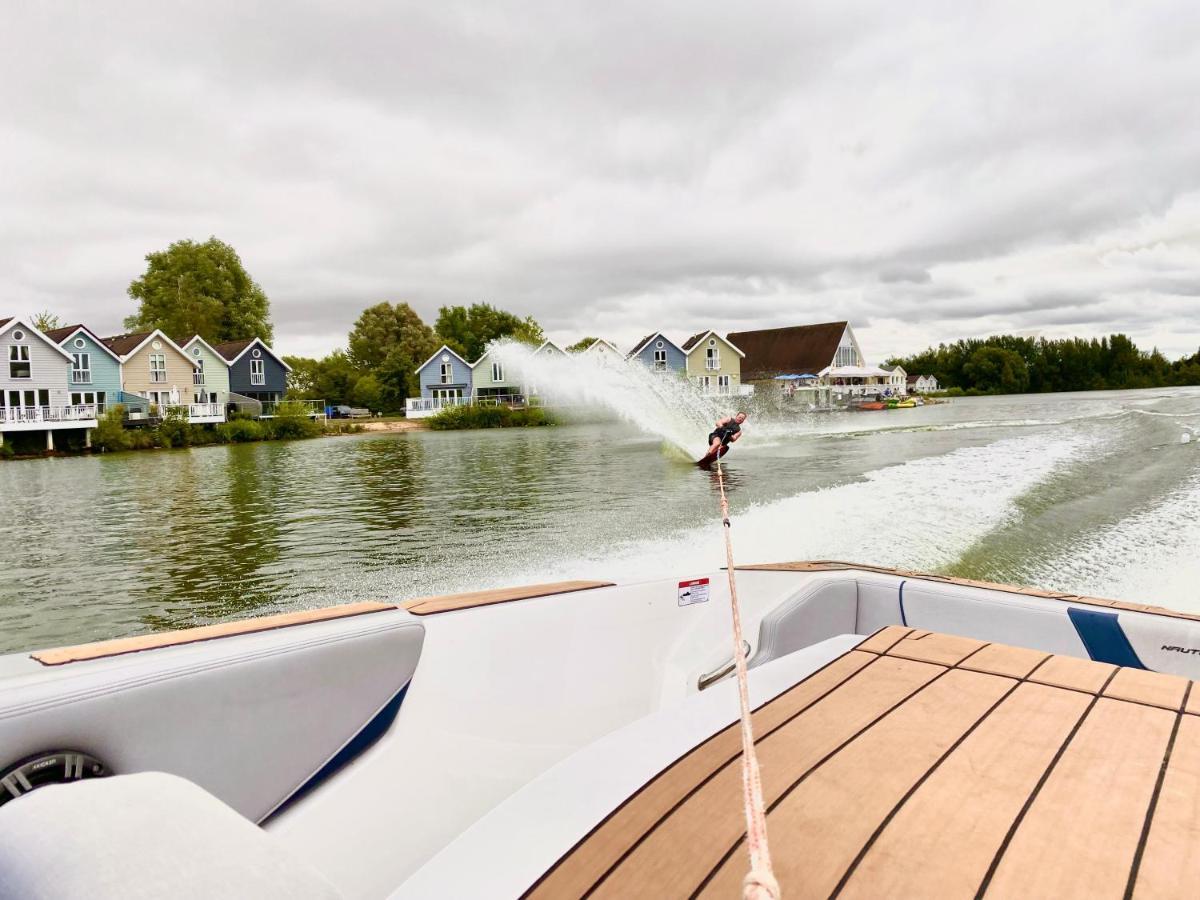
[401,580,613,615]
[525,626,1200,899]
[30,602,396,665]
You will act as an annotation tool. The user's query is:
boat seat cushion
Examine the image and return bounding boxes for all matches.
[0,772,342,899]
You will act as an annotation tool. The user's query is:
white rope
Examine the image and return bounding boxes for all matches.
[713,447,781,900]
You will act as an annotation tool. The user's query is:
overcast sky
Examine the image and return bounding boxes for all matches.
[3,1,1199,361]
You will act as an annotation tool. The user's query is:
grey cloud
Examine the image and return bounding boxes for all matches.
[1,2,1199,359]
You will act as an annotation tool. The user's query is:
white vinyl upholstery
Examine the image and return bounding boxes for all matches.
[752,577,858,667]
[0,610,424,822]
[0,773,341,899]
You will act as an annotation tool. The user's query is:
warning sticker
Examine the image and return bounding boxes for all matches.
[678,578,710,607]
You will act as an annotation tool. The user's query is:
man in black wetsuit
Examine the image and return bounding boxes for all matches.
[707,411,747,457]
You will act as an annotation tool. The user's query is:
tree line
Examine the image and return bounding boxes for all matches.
[888,334,1200,395]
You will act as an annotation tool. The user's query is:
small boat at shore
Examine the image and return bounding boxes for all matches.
[2,562,1199,898]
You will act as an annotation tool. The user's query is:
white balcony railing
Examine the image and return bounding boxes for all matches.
[0,405,98,427]
[150,371,167,383]
[405,396,468,419]
[705,359,720,370]
[165,403,224,422]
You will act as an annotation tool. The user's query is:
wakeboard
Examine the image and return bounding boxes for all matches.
[696,444,729,469]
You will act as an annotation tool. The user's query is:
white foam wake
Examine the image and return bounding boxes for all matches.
[1024,470,1200,612]
[440,431,1088,589]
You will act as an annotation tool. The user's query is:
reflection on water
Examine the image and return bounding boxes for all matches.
[1,386,1199,652]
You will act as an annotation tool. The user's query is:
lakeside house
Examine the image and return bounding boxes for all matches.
[682,331,746,396]
[909,373,940,393]
[626,332,686,373]
[46,324,127,415]
[729,321,899,404]
[102,330,225,424]
[881,364,908,395]
[214,338,291,411]
[409,345,473,416]
[470,347,524,404]
[178,335,231,409]
[0,317,98,449]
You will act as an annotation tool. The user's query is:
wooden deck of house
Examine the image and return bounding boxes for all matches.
[526,626,1199,899]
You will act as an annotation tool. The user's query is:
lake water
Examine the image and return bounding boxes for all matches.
[2,387,1199,653]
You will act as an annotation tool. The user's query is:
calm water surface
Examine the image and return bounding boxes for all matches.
[2,387,1199,652]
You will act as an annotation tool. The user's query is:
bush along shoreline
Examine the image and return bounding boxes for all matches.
[0,403,364,460]
[425,404,554,430]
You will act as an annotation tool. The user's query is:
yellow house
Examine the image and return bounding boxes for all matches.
[681,331,745,396]
[101,330,201,415]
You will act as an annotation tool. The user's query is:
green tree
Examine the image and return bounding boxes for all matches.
[126,237,273,343]
[434,303,544,360]
[351,373,384,411]
[567,337,601,352]
[962,347,1030,394]
[32,311,63,332]
[347,302,438,402]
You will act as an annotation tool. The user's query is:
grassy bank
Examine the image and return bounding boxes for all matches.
[426,404,554,430]
[0,403,367,460]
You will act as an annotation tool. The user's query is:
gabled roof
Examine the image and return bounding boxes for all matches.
[880,364,905,374]
[726,321,847,380]
[212,337,292,372]
[626,332,684,359]
[45,324,125,363]
[532,340,566,356]
[414,344,471,374]
[1,317,76,361]
[579,339,621,355]
[102,329,197,366]
[680,330,745,357]
[178,334,227,362]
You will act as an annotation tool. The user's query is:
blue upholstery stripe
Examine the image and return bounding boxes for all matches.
[265,682,409,821]
[1067,608,1146,669]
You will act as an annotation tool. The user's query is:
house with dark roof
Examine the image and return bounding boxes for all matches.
[101,330,222,422]
[213,338,290,407]
[727,321,856,381]
[626,333,686,374]
[45,324,125,413]
[681,331,745,396]
[1,317,98,449]
[727,321,897,402]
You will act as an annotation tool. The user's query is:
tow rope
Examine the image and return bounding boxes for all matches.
[713,450,781,900]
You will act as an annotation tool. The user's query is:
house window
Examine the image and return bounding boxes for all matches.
[718,375,731,394]
[835,344,857,367]
[433,388,462,403]
[653,349,667,370]
[8,345,30,379]
[250,359,265,385]
[700,375,712,392]
[194,359,205,385]
[492,362,503,382]
[70,391,105,412]
[705,347,720,371]
[71,352,91,383]
[440,362,453,384]
[149,353,166,382]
